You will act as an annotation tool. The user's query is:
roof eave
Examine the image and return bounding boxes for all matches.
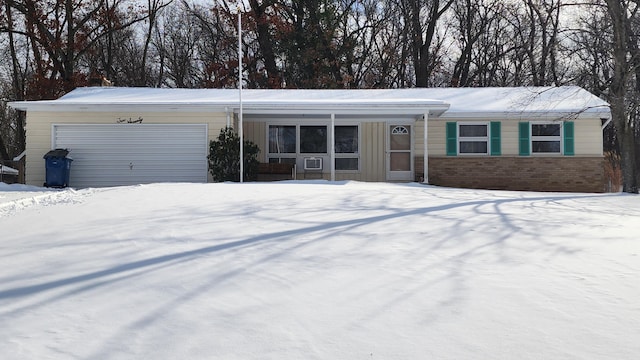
[240,104,450,116]
[7,102,230,113]
[9,101,451,116]
[440,109,611,120]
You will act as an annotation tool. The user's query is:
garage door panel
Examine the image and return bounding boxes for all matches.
[53,124,208,188]
[70,150,206,158]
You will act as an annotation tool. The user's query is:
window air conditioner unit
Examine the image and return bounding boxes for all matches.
[303,157,323,171]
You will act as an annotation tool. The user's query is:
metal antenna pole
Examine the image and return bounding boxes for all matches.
[238,4,244,183]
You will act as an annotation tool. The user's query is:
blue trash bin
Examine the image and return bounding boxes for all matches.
[44,149,72,188]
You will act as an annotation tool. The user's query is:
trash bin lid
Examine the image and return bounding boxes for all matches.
[43,148,70,159]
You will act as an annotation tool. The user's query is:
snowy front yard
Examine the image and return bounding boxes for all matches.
[1,181,639,359]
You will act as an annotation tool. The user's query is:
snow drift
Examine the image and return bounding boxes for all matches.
[1,181,638,359]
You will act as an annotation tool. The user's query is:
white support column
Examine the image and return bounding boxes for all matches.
[330,113,336,181]
[423,113,429,184]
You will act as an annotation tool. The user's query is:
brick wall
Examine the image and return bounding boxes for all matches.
[418,156,605,193]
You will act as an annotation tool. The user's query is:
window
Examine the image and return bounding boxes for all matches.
[269,125,296,154]
[458,123,489,154]
[391,125,409,135]
[335,125,359,170]
[447,122,501,156]
[268,125,296,163]
[390,126,411,151]
[267,124,360,171]
[268,157,296,165]
[335,158,358,170]
[531,123,561,154]
[300,126,327,153]
[519,121,574,156]
[335,126,358,153]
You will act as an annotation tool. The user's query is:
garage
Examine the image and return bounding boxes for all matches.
[52,124,208,188]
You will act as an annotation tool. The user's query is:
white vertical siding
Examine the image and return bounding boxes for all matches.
[243,121,267,161]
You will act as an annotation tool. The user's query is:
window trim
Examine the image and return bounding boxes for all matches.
[457,122,490,156]
[530,121,563,155]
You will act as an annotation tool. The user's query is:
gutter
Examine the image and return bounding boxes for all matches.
[440,110,612,121]
[8,101,451,117]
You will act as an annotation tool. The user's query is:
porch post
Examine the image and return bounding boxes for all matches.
[237,6,244,183]
[423,113,429,184]
[330,113,336,181]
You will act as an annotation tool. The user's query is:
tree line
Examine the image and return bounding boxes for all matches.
[0,0,638,192]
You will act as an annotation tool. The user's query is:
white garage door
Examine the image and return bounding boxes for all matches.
[53,124,208,188]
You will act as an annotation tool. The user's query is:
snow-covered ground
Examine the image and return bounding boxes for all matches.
[1,181,638,359]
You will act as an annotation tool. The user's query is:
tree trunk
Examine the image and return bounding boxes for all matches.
[405,0,453,87]
[4,0,25,154]
[605,0,638,193]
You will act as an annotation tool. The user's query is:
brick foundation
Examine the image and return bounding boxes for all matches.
[418,156,605,193]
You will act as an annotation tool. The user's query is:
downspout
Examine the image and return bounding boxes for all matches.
[423,113,429,184]
[225,107,230,127]
[331,113,335,181]
[601,117,612,157]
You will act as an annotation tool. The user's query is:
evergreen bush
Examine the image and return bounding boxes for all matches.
[208,127,260,182]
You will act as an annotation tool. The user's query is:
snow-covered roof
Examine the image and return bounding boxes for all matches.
[9,87,450,116]
[8,86,610,119]
[0,164,19,175]
[421,86,610,119]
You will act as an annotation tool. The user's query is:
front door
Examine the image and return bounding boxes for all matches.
[386,124,413,181]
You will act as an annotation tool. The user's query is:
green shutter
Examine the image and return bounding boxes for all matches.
[446,122,457,156]
[519,122,530,156]
[490,121,501,156]
[564,121,575,156]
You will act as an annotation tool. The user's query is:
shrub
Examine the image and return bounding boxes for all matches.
[208,127,260,182]
[604,151,622,192]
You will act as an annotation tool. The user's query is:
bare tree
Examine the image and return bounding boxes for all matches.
[603,0,639,192]
[154,3,202,87]
[2,0,150,98]
[359,1,412,87]
[448,0,513,87]
[400,0,454,87]
[526,0,563,86]
[0,0,28,158]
